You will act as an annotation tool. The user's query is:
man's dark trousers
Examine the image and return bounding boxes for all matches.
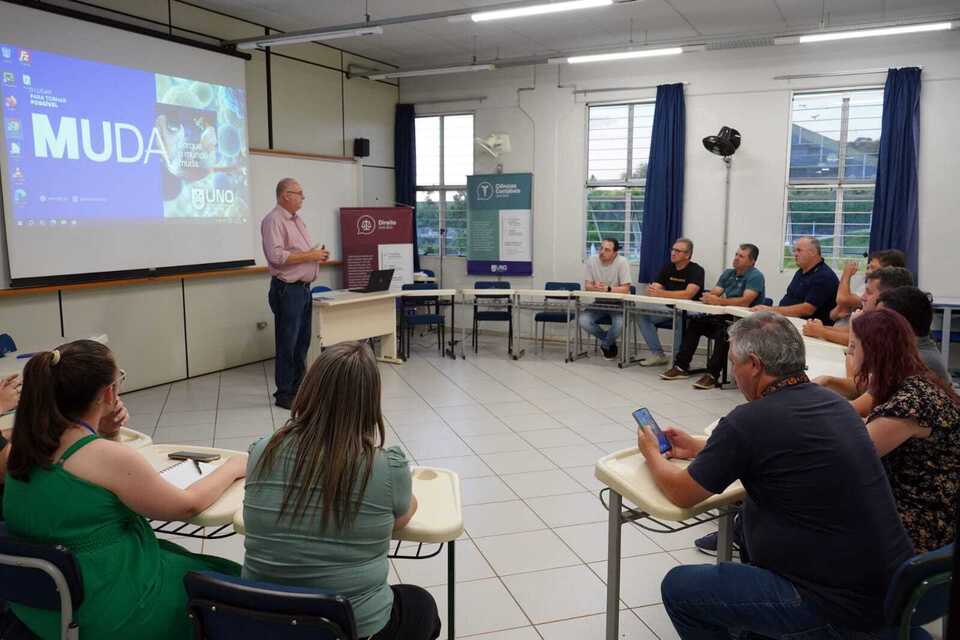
[674,315,730,376]
[269,277,312,405]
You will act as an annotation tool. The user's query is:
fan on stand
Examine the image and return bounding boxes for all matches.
[702,127,742,272]
[475,133,512,173]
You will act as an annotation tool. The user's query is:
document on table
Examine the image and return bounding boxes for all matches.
[378,243,414,290]
[160,460,217,489]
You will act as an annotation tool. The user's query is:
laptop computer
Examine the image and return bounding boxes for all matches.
[349,268,395,293]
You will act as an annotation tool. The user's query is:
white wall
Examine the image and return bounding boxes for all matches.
[403,31,960,303]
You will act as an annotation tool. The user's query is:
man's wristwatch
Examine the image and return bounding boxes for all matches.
[606,285,612,292]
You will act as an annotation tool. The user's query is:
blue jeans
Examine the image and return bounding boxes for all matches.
[662,563,895,640]
[578,309,623,348]
[637,314,673,356]
[268,278,312,404]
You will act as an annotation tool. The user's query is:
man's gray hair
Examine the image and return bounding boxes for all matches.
[797,235,822,256]
[276,177,297,200]
[727,312,806,377]
[676,237,694,255]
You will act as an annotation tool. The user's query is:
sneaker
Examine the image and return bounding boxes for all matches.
[660,366,690,380]
[639,354,669,367]
[694,531,740,557]
[274,397,292,410]
[693,373,718,389]
[600,345,615,361]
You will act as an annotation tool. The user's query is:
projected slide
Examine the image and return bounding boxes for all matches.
[0,43,248,226]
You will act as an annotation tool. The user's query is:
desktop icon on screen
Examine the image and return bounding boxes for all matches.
[18,50,30,64]
[1,47,11,59]
[2,71,14,86]
[4,95,15,109]
[12,167,23,180]
[21,74,31,86]
[9,141,21,155]
[5,118,21,137]
[13,188,26,204]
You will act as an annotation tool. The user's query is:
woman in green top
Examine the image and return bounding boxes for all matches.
[3,340,247,639]
[243,341,440,640]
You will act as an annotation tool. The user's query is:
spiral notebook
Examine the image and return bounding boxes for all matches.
[160,460,216,489]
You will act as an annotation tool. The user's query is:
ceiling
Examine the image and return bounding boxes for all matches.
[196,0,960,68]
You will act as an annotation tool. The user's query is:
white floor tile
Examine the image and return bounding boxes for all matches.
[461,476,519,505]
[416,454,496,479]
[483,400,544,418]
[402,435,474,459]
[467,627,541,640]
[463,433,533,454]
[539,443,607,467]
[446,417,513,437]
[564,465,607,492]
[501,413,563,431]
[391,539,495,587]
[474,529,581,575]
[537,610,656,640]
[158,410,217,427]
[589,553,679,607]
[463,500,547,537]
[480,450,558,475]
[499,469,585,499]
[554,521,662,563]
[633,604,681,640]
[502,564,609,624]
[519,428,590,448]
[526,493,610,527]
[426,577,530,637]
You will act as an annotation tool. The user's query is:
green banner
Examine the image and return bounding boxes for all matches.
[466,173,533,275]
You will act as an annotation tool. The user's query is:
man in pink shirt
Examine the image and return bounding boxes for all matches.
[261,178,330,409]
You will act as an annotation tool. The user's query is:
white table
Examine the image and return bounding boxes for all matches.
[397,288,459,359]
[513,288,578,361]
[234,466,463,640]
[458,288,517,359]
[933,296,960,373]
[310,290,402,364]
[0,334,109,378]
[596,448,745,640]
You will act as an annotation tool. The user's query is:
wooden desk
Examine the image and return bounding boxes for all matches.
[310,290,402,364]
[595,447,745,640]
[233,466,463,640]
[139,444,245,536]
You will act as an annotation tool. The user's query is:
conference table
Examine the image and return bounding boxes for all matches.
[232,466,464,640]
[595,447,745,640]
[570,291,678,368]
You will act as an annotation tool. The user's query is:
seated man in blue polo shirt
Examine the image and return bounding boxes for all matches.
[660,243,765,389]
[637,313,913,639]
[753,236,838,325]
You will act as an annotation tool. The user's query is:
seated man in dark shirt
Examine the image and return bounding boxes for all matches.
[637,312,913,639]
[753,236,839,325]
[636,238,705,366]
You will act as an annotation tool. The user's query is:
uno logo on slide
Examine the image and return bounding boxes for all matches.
[476,182,494,201]
[357,215,376,235]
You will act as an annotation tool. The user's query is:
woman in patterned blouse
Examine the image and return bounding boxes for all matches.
[849,308,960,553]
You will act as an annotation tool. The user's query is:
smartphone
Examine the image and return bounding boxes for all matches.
[168,451,221,463]
[632,408,671,454]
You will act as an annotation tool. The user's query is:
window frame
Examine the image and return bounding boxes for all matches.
[781,86,883,270]
[415,112,474,257]
[583,100,655,263]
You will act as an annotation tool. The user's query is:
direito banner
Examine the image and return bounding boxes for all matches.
[339,207,414,289]
[466,173,533,276]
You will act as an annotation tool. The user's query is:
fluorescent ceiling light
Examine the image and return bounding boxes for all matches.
[552,47,683,64]
[471,0,611,22]
[369,64,496,80]
[776,21,952,45]
[237,26,383,50]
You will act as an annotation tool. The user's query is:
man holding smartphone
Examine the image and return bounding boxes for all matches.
[636,312,912,639]
[261,178,330,409]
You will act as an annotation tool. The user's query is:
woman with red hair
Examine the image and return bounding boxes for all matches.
[849,308,960,552]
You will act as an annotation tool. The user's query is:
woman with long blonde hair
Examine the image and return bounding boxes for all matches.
[243,341,440,640]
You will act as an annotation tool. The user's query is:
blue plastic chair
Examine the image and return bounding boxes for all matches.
[420,269,435,278]
[399,283,445,359]
[472,281,512,354]
[0,334,16,357]
[184,571,358,640]
[0,523,84,640]
[310,285,332,296]
[883,543,953,640]
[534,282,580,352]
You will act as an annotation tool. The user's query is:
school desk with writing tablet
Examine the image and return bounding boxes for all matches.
[138,444,246,538]
[233,466,463,640]
[595,447,746,640]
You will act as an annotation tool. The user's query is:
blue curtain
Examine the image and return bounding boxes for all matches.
[869,67,921,276]
[638,83,685,283]
[394,104,419,270]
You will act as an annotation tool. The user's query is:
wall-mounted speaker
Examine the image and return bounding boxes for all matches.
[353,138,370,157]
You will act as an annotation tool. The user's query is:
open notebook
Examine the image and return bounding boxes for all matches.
[160,459,217,489]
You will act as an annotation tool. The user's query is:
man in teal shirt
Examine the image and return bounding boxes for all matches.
[661,244,765,389]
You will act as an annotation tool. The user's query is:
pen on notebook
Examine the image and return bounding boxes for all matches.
[16,352,38,359]
[193,459,202,474]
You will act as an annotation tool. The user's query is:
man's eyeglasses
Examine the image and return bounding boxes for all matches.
[285,190,305,198]
[671,247,689,254]
[112,369,127,390]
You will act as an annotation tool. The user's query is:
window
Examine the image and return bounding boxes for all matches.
[784,89,883,268]
[415,114,474,256]
[585,102,655,261]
